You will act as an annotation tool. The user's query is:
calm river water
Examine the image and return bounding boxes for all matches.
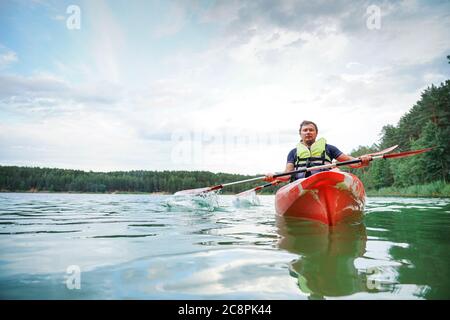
[0,193,449,299]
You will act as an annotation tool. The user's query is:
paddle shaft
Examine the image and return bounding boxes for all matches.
[255,181,279,191]
[221,176,266,187]
[272,148,432,179]
[275,159,357,178]
[199,176,266,194]
[236,180,281,197]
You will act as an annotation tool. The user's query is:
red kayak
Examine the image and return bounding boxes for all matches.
[275,170,365,225]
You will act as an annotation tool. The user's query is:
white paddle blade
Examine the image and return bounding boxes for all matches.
[233,190,260,207]
[174,187,210,196]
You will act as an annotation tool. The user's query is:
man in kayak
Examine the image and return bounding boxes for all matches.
[264,120,372,182]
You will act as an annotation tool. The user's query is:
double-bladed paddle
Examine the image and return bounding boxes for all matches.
[173,145,429,196]
[231,145,399,198]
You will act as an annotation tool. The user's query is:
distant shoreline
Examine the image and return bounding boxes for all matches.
[0,190,171,195]
[1,190,449,198]
[365,182,450,198]
[365,192,449,199]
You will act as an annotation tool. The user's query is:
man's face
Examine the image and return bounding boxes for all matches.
[300,124,317,146]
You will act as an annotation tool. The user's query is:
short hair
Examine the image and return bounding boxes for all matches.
[299,120,318,132]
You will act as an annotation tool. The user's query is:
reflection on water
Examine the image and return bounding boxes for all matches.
[0,193,448,299]
[277,218,369,298]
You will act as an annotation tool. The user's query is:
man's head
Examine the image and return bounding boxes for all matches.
[299,120,318,146]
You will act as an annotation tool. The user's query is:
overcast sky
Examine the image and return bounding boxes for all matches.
[1,0,449,174]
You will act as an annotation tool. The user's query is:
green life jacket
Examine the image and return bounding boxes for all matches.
[294,137,332,170]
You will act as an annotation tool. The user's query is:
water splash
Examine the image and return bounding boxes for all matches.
[232,191,261,208]
[164,192,220,212]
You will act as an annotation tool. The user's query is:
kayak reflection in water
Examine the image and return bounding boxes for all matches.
[277,217,369,299]
[264,120,372,182]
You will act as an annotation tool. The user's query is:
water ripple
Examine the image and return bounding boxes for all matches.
[0,193,448,299]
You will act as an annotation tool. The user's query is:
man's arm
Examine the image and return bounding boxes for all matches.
[279,162,295,181]
[285,162,295,172]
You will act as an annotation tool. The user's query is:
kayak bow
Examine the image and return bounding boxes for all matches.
[275,170,365,225]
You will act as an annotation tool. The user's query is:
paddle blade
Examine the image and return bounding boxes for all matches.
[235,180,280,198]
[174,188,210,196]
[383,147,433,159]
[366,145,398,156]
[235,190,252,198]
[235,187,259,198]
[235,189,257,198]
[233,190,261,207]
[174,185,222,196]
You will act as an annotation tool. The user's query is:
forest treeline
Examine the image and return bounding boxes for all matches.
[347,78,449,191]
[0,167,266,194]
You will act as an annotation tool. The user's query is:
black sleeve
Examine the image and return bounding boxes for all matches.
[287,148,296,163]
[326,144,343,160]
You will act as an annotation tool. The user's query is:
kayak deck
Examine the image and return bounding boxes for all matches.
[275,170,365,225]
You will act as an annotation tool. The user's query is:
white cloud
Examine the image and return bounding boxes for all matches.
[0,73,125,117]
[0,111,171,172]
[1,0,449,173]
[0,47,18,69]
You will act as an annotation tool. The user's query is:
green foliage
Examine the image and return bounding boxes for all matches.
[367,181,450,197]
[349,76,450,191]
